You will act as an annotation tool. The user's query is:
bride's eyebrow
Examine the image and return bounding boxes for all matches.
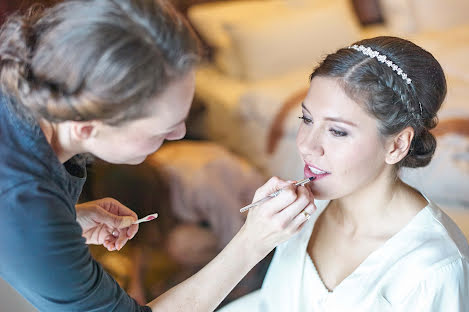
[324,117,357,127]
[301,102,357,127]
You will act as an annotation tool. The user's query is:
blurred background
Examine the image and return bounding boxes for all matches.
[1,0,468,311]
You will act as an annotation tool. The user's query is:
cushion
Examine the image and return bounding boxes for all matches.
[222,0,361,80]
[187,0,301,77]
[412,0,469,32]
[187,1,286,49]
[188,0,360,81]
[380,0,469,34]
[378,0,417,34]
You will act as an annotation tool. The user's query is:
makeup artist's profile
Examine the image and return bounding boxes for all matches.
[0,0,315,311]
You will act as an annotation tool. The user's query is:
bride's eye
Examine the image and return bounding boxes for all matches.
[330,128,348,137]
[298,116,312,125]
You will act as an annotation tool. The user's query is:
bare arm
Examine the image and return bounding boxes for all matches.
[147,177,316,311]
[147,227,262,311]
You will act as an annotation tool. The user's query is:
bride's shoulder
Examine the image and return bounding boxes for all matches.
[424,202,469,258]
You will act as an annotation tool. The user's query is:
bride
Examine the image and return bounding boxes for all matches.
[220,36,469,311]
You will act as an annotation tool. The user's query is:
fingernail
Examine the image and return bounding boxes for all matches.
[112,230,119,237]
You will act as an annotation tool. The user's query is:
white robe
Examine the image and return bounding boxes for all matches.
[219,200,469,312]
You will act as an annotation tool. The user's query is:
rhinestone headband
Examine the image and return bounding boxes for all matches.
[349,44,412,85]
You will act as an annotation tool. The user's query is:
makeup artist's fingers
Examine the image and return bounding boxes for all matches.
[292,213,310,233]
[286,202,316,232]
[252,177,292,202]
[99,197,138,220]
[90,198,138,230]
[88,224,107,245]
[114,230,127,251]
[126,224,139,239]
[105,223,137,251]
[104,237,116,251]
[257,183,298,216]
[104,229,121,251]
[274,186,313,222]
[249,177,299,218]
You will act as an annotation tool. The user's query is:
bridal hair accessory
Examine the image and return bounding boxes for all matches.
[349,44,412,85]
[349,44,423,117]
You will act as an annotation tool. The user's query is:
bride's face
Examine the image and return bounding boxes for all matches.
[296,77,389,200]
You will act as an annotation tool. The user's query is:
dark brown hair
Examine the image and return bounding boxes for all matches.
[0,0,200,124]
[311,36,447,168]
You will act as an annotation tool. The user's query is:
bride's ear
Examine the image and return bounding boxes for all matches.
[385,126,414,165]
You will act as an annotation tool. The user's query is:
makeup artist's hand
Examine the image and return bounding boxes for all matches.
[240,177,316,257]
[76,198,139,251]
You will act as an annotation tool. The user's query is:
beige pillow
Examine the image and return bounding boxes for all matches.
[187,1,286,49]
[379,0,417,35]
[222,0,361,81]
[188,1,292,78]
[412,0,469,32]
[380,0,469,35]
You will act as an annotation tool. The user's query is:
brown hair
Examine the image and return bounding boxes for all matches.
[0,0,200,125]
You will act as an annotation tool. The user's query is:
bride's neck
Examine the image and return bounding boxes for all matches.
[329,173,405,237]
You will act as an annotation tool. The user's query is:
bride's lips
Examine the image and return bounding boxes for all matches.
[304,164,330,180]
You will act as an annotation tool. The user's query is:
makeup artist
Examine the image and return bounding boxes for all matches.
[0,1,316,311]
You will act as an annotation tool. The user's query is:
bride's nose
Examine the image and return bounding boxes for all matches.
[297,127,325,157]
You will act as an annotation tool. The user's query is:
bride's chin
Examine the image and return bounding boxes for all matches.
[307,184,333,201]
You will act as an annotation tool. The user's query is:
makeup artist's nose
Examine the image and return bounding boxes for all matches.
[166,123,186,141]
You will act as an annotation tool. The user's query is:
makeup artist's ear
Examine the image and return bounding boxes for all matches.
[385,126,414,165]
[71,121,100,141]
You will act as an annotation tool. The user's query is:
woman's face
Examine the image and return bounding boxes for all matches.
[296,77,389,200]
[87,70,195,164]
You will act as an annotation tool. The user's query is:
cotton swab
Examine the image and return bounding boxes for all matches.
[133,213,159,224]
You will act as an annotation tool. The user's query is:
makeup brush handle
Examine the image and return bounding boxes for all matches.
[239,177,314,213]
[240,191,281,213]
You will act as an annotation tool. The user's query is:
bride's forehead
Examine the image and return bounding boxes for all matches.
[305,80,363,112]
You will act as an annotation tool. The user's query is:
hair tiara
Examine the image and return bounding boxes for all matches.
[349,44,424,118]
[349,44,412,85]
